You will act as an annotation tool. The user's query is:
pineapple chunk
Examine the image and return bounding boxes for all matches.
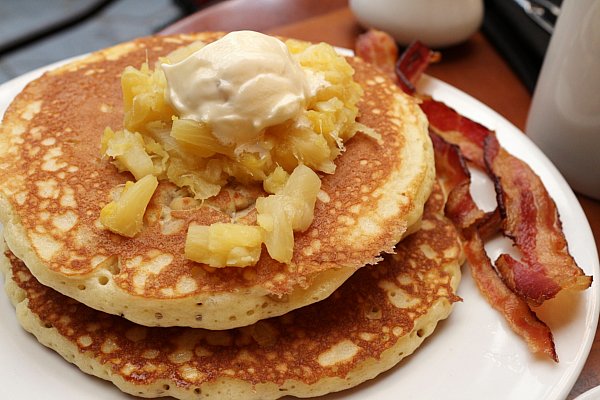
[171,118,231,158]
[263,166,289,194]
[100,175,158,237]
[166,158,223,200]
[256,196,294,264]
[101,128,154,180]
[256,164,321,263]
[185,223,263,267]
[121,63,174,132]
[235,152,270,182]
[142,136,170,177]
[288,128,335,174]
[281,164,321,230]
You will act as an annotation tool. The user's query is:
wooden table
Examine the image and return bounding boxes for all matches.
[163,4,600,398]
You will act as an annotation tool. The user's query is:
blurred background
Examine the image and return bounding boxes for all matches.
[0,0,561,91]
[0,0,214,84]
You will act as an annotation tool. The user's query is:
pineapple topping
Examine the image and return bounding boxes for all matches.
[185,223,264,267]
[100,31,378,267]
[100,175,158,238]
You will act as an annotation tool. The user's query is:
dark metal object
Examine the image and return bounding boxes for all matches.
[513,0,560,34]
[482,0,562,92]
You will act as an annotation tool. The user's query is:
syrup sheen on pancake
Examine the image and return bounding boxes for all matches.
[0,33,435,329]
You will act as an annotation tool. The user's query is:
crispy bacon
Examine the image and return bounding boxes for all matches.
[355,31,440,93]
[355,29,398,83]
[476,209,502,241]
[355,29,592,360]
[430,131,467,195]
[395,40,440,94]
[421,98,491,168]
[355,32,489,165]
[463,229,558,362]
[484,135,592,305]
[495,254,562,305]
[430,131,487,230]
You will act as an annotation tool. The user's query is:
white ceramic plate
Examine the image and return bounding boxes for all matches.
[0,60,598,400]
[575,385,600,400]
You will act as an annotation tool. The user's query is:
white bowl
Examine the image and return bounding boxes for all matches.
[350,0,484,48]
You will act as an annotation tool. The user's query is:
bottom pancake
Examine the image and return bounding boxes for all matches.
[0,184,462,400]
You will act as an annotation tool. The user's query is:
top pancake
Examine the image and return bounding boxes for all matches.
[0,33,434,329]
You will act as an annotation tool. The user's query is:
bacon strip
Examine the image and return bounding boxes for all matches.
[355,31,440,94]
[395,40,440,94]
[463,229,558,362]
[355,29,398,83]
[355,33,490,166]
[421,98,491,168]
[430,132,487,230]
[484,135,592,305]
[495,254,562,305]
[355,29,592,360]
[399,38,592,304]
[432,126,559,360]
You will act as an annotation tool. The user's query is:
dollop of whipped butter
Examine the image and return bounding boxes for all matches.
[162,31,311,146]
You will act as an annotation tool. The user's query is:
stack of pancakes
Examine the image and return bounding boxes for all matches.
[0,34,464,399]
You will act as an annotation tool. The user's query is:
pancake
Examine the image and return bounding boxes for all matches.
[0,183,462,399]
[0,33,434,329]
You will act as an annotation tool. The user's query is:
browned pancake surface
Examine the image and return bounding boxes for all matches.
[2,183,461,399]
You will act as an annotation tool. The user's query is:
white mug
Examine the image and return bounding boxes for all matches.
[526,0,600,200]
